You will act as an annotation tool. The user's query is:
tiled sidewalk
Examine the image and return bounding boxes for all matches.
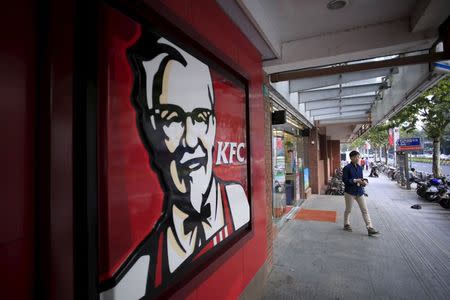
[263,173,450,300]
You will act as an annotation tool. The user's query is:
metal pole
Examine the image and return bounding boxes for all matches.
[405,152,411,190]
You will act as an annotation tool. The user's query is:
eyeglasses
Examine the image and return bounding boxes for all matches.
[149,104,214,127]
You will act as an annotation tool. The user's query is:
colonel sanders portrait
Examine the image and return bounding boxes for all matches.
[100,29,250,300]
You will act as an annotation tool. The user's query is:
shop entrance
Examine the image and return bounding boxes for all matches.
[272,127,309,219]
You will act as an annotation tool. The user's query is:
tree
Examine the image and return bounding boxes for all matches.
[349,135,366,153]
[399,128,426,140]
[387,76,450,177]
[366,127,389,162]
[351,127,389,163]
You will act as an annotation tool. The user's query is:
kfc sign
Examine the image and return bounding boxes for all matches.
[216,141,246,164]
[98,10,251,300]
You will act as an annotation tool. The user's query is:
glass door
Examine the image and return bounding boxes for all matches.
[272,130,286,218]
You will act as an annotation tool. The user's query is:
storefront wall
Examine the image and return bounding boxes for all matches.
[284,132,298,206]
[272,130,286,217]
[1,0,269,299]
[270,110,310,218]
[97,1,269,299]
[308,128,341,194]
[329,140,341,176]
[0,1,36,299]
[297,135,310,198]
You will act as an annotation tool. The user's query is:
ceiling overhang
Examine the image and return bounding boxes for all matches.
[289,67,398,91]
[218,0,450,142]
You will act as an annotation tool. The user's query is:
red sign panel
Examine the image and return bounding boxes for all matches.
[98,5,251,299]
[397,145,423,151]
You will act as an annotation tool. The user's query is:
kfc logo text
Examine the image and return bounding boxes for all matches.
[215,141,246,165]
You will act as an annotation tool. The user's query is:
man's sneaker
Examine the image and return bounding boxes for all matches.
[367,227,379,236]
[343,224,352,232]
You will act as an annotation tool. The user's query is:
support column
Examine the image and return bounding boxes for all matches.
[308,127,320,194]
[326,138,332,182]
[263,85,274,273]
[330,140,341,174]
[319,134,328,189]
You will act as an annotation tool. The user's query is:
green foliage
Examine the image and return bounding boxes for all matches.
[386,76,450,176]
[366,126,389,148]
[350,126,389,149]
[410,157,450,165]
[350,136,365,149]
[387,76,450,139]
[399,128,426,139]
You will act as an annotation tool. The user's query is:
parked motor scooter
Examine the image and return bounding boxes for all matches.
[438,190,450,209]
[415,179,429,198]
[422,178,447,202]
[436,178,450,209]
[387,166,397,181]
[369,166,379,177]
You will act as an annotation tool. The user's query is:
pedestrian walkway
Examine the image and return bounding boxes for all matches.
[263,173,450,300]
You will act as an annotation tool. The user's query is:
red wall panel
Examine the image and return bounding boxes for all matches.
[98,9,250,281]
[47,0,75,297]
[0,1,266,299]
[0,1,35,299]
[158,0,267,298]
[97,0,267,299]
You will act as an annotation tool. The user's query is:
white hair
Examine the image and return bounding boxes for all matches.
[142,38,214,110]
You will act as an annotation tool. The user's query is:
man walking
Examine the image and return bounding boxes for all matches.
[342,151,379,236]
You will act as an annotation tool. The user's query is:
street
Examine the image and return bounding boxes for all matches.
[411,161,450,176]
[385,158,450,176]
